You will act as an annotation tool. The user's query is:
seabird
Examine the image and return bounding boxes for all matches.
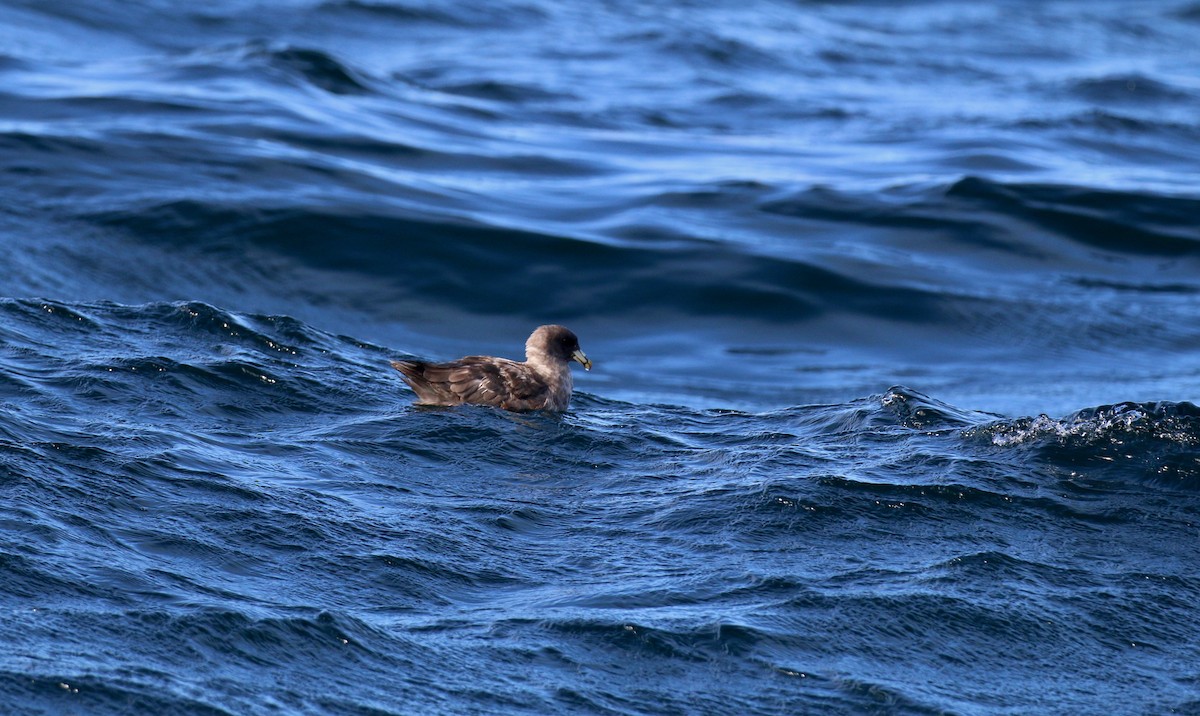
[390,325,592,412]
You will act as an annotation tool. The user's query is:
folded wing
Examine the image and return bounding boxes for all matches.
[391,357,550,410]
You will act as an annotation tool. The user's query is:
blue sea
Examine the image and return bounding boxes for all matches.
[2,1,1199,713]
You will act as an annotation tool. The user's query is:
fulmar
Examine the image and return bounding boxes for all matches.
[390,325,591,412]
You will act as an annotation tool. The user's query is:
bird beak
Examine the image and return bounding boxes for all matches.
[572,349,592,371]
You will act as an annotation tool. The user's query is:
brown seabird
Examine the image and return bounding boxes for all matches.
[390,325,592,412]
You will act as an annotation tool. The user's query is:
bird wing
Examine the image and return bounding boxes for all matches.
[392,357,550,410]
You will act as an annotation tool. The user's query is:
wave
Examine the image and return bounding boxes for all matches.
[491,615,951,714]
[317,0,548,29]
[258,46,373,96]
[945,177,1200,257]
[81,200,966,324]
[1066,74,1197,105]
[1,672,235,716]
[968,399,1200,487]
[867,386,1200,488]
[763,177,1200,262]
[0,606,402,715]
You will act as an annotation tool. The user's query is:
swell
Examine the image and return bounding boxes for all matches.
[316,0,548,29]
[763,177,1200,259]
[69,174,1200,322]
[944,177,1200,257]
[82,201,962,324]
[4,34,1197,334]
[0,606,414,716]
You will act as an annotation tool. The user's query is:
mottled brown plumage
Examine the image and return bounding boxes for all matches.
[391,325,591,412]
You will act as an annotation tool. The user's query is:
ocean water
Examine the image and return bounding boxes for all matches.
[2,1,1199,713]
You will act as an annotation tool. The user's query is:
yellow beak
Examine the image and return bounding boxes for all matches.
[572,349,592,371]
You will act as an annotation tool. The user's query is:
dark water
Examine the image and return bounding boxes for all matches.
[2,1,1200,713]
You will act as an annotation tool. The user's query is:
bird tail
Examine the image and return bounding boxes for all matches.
[390,360,423,381]
[390,360,440,403]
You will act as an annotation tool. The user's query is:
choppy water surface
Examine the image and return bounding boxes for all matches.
[2,1,1199,713]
